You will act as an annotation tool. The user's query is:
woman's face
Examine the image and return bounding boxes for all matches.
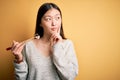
[40,8,61,35]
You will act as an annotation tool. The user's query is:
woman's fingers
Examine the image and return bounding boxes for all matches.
[11,41,25,55]
[15,43,25,54]
[57,26,60,34]
[50,33,62,46]
[11,41,19,51]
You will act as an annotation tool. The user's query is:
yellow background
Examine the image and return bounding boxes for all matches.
[0,0,120,80]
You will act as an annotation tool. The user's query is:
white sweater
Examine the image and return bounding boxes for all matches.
[14,39,78,80]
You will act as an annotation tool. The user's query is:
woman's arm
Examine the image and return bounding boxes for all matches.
[52,40,78,80]
[14,45,28,80]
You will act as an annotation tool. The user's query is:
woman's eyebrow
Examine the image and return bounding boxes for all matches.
[55,14,61,16]
[44,14,60,17]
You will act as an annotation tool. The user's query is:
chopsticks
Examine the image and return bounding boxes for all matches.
[6,37,34,51]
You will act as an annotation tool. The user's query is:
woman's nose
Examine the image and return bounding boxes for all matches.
[52,19,56,26]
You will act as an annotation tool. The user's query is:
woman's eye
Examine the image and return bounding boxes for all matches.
[55,16,60,20]
[44,17,51,21]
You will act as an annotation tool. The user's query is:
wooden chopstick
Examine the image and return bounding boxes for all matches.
[6,37,34,51]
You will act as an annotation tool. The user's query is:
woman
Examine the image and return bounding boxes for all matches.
[11,3,78,80]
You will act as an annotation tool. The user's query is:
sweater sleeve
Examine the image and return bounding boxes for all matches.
[52,40,79,80]
[13,45,28,80]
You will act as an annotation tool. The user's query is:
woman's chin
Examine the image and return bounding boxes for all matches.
[50,30,57,34]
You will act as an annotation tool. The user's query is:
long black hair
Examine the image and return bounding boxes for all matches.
[35,3,66,39]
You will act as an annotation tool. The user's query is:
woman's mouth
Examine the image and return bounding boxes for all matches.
[51,28,57,31]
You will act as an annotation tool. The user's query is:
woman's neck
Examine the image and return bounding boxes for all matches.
[40,34,51,43]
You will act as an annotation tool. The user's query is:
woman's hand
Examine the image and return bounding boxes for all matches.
[50,27,63,46]
[11,41,25,63]
[50,33,63,47]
